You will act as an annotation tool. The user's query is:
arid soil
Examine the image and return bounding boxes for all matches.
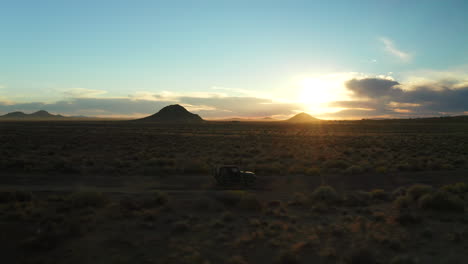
[1,120,468,264]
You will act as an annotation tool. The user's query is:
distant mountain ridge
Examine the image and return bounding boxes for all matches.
[137,104,204,123]
[286,112,321,123]
[0,110,65,119]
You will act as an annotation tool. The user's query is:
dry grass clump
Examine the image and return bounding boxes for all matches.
[310,185,340,204]
[418,191,464,212]
[406,184,433,201]
[393,195,412,210]
[369,189,389,201]
[392,184,465,213]
[442,182,468,196]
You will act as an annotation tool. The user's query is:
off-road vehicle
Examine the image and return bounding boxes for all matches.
[213,165,256,186]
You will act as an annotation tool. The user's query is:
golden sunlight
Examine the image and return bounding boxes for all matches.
[297,74,353,114]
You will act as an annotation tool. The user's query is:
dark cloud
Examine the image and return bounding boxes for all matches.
[345,78,402,98]
[403,86,468,113]
[328,78,468,118]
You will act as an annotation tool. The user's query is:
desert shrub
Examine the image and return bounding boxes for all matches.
[268,200,282,208]
[344,191,371,206]
[393,195,412,209]
[390,255,419,264]
[442,182,468,195]
[152,190,168,206]
[119,197,141,215]
[172,221,190,233]
[323,159,349,170]
[375,166,388,174]
[141,191,170,208]
[369,189,388,201]
[221,211,234,222]
[119,197,138,211]
[418,191,464,212]
[290,192,308,206]
[305,167,321,176]
[311,185,340,204]
[140,209,159,221]
[397,162,411,172]
[392,187,407,199]
[67,191,108,208]
[345,165,364,175]
[407,184,433,201]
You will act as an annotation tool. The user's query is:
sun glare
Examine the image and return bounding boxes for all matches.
[297,74,353,114]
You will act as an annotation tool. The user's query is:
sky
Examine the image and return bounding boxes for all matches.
[1,0,468,119]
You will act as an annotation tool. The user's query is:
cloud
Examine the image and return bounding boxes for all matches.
[177,96,302,118]
[2,71,468,119]
[0,96,303,119]
[345,78,402,98]
[402,66,468,87]
[63,88,108,98]
[380,37,412,62]
[326,77,468,118]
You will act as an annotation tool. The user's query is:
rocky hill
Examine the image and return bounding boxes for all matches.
[137,104,204,123]
[286,112,321,123]
[0,110,64,120]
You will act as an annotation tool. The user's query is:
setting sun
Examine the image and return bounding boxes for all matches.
[297,74,353,114]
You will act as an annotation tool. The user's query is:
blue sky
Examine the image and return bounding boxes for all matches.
[1,0,468,119]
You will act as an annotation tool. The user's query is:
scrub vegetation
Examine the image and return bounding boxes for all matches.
[1,120,468,263]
